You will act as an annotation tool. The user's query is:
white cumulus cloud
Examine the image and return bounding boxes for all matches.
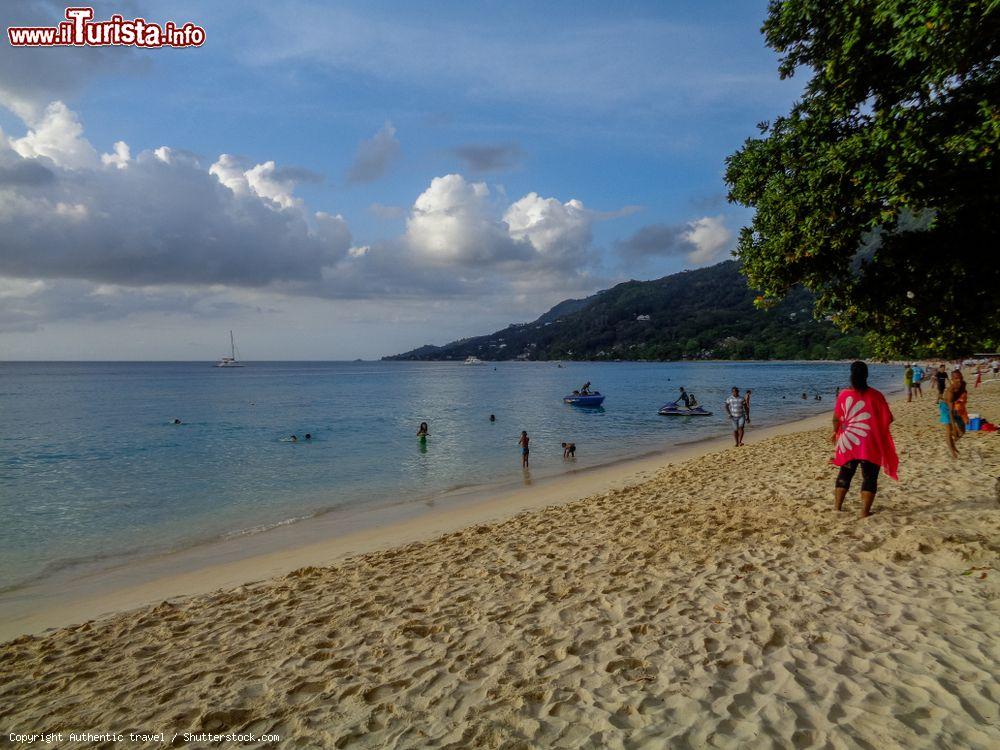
[245,160,301,209]
[101,140,131,170]
[406,174,529,265]
[7,101,98,170]
[504,193,591,260]
[682,215,732,265]
[0,102,352,290]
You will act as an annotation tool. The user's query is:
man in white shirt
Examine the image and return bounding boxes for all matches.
[725,386,747,447]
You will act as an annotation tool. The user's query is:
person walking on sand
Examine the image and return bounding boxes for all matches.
[742,389,753,424]
[911,364,924,398]
[904,364,914,402]
[832,361,898,518]
[519,431,530,467]
[934,364,948,401]
[940,370,968,459]
[724,387,747,447]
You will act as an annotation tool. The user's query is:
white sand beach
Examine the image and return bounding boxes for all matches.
[2,382,998,749]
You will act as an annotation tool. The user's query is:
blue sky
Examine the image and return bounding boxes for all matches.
[0,0,803,359]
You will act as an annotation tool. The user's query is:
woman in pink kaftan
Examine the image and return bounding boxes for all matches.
[832,361,898,518]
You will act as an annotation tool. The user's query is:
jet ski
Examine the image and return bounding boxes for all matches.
[658,400,712,416]
[564,392,605,406]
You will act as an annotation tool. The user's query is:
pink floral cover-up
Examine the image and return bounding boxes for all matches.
[833,387,899,480]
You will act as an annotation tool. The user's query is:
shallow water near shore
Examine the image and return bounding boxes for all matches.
[0,360,897,592]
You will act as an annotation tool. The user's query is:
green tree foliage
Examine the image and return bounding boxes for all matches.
[385,261,870,362]
[725,0,999,357]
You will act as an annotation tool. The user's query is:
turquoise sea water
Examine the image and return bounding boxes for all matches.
[0,361,897,591]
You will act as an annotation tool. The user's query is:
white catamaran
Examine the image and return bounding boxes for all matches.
[214,331,245,368]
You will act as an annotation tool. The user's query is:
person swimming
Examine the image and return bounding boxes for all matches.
[305,433,312,440]
[489,414,496,422]
[290,435,298,442]
[172,418,182,425]
[416,422,429,439]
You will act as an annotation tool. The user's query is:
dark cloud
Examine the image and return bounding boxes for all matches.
[0,158,55,186]
[0,147,352,288]
[272,165,324,184]
[616,216,733,267]
[452,143,524,173]
[345,121,400,184]
[0,1,148,118]
[615,222,688,259]
[0,279,262,333]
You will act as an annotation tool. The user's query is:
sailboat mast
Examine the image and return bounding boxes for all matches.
[230,330,235,360]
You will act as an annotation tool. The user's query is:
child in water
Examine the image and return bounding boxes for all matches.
[519,431,530,467]
[562,442,576,458]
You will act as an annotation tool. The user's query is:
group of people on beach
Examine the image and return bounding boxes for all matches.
[410,357,987,514]
[903,363,925,401]
[833,358,991,518]
[904,361,986,458]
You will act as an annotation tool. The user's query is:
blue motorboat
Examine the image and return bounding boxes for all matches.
[564,392,605,406]
[658,400,712,417]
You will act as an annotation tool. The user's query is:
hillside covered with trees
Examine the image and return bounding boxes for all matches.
[385,261,869,362]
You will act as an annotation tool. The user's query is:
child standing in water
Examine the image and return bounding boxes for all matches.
[519,431,530,467]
